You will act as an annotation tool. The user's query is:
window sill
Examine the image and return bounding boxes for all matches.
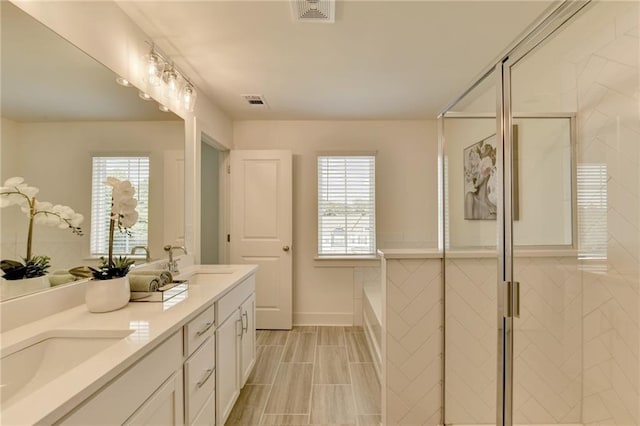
[313,255,380,268]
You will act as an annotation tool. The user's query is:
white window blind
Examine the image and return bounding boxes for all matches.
[577,163,607,269]
[317,155,376,256]
[90,156,149,257]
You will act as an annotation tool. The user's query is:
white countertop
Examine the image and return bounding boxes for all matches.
[377,248,442,259]
[0,264,257,425]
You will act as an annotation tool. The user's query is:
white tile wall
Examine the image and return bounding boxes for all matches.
[384,258,442,426]
[445,256,583,424]
[576,3,640,425]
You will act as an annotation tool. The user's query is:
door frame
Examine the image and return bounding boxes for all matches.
[194,128,230,265]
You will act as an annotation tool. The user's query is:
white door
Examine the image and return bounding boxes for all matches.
[230,150,293,330]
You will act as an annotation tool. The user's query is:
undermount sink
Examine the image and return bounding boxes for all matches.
[188,268,236,285]
[1,329,133,407]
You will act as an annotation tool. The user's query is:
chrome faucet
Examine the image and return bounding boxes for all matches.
[130,246,151,263]
[164,245,187,273]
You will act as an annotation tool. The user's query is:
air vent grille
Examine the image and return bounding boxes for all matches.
[292,0,335,23]
[242,94,268,107]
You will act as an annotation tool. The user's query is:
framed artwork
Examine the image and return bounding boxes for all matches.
[463,126,519,220]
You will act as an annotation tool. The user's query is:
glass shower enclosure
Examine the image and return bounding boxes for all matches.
[440,1,639,425]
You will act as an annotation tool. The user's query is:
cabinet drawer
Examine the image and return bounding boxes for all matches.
[60,331,182,425]
[185,303,215,356]
[216,274,255,323]
[184,336,215,425]
[191,391,215,426]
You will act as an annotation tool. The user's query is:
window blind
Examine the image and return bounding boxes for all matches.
[317,155,376,256]
[90,156,150,257]
[577,163,607,269]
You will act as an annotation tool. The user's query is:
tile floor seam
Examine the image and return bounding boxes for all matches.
[346,327,360,425]
[258,329,291,425]
[308,327,319,424]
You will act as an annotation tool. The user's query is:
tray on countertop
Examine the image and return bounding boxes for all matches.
[130,280,188,302]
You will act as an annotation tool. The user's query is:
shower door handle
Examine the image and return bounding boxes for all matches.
[505,281,520,319]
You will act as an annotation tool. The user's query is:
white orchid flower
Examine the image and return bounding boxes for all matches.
[120,210,139,229]
[70,213,84,228]
[16,183,38,199]
[3,193,25,208]
[4,177,25,187]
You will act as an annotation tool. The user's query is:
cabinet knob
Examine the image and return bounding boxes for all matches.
[282,245,290,252]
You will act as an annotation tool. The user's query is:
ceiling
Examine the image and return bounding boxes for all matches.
[117,0,554,120]
[1,1,180,122]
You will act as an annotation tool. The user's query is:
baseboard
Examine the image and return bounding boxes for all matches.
[293,311,354,326]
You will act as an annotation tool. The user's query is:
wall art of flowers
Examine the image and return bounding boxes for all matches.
[464,135,498,220]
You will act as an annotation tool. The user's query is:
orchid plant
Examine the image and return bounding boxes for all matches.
[90,177,138,280]
[0,177,83,280]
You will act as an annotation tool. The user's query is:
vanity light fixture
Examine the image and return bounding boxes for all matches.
[142,45,164,87]
[158,104,170,112]
[163,64,181,100]
[181,82,197,112]
[142,41,198,112]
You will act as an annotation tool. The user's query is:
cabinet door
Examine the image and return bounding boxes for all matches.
[216,310,241,425]
[240,294,256,387]
[124,371,183,425]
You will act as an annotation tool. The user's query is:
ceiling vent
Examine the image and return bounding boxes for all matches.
[242,94,268,107]
[292,0,335,23]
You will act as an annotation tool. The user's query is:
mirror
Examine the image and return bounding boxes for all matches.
[1,2,185,301]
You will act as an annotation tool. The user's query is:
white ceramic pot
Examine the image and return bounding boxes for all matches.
[0,275,50,300]
[85,276,130,313]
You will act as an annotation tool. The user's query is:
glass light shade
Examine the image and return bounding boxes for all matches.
[181,83,197,112]
[143,52,164,87]
[158,104,170,112]
[163,68,182,100]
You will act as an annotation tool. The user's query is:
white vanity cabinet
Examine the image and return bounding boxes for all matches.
[239,293,256,385]
[184,304,217,425]
[59,331,184,425]
[215,275,256,425]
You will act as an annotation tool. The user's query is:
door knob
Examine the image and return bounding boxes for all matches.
[282,245,290,252]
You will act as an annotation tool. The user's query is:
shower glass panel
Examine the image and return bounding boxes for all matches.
[442,70,500,425]
[508,1,640,424]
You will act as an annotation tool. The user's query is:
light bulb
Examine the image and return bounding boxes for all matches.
[143,51,164,87]
[159,104,170,112]
[163,68,181,100]
[181,83,197,112]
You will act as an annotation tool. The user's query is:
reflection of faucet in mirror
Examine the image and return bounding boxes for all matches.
[163,245,187,273]
[130,246,150,263]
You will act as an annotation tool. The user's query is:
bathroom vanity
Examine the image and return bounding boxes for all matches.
[0,264,257,426]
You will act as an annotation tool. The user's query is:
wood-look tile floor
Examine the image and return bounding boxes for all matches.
[225,326,381,426]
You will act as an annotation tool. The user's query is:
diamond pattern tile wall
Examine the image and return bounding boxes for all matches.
[384,258,442,425]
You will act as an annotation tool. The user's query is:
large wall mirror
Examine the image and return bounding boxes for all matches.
[1,2,185,301]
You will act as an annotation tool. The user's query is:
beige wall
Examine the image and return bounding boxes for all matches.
[234,120,437,324]
[1,120,184,271]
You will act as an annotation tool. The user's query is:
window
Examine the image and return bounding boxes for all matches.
[90,156,150,257]
[317,154,376,256]
[577,163,607,271]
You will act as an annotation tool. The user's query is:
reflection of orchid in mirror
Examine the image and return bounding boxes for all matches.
[0,177,83,280]
[91,177,138,280]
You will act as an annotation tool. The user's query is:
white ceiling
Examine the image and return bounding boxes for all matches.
[1,1,180,122]
[117,0,554,120]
